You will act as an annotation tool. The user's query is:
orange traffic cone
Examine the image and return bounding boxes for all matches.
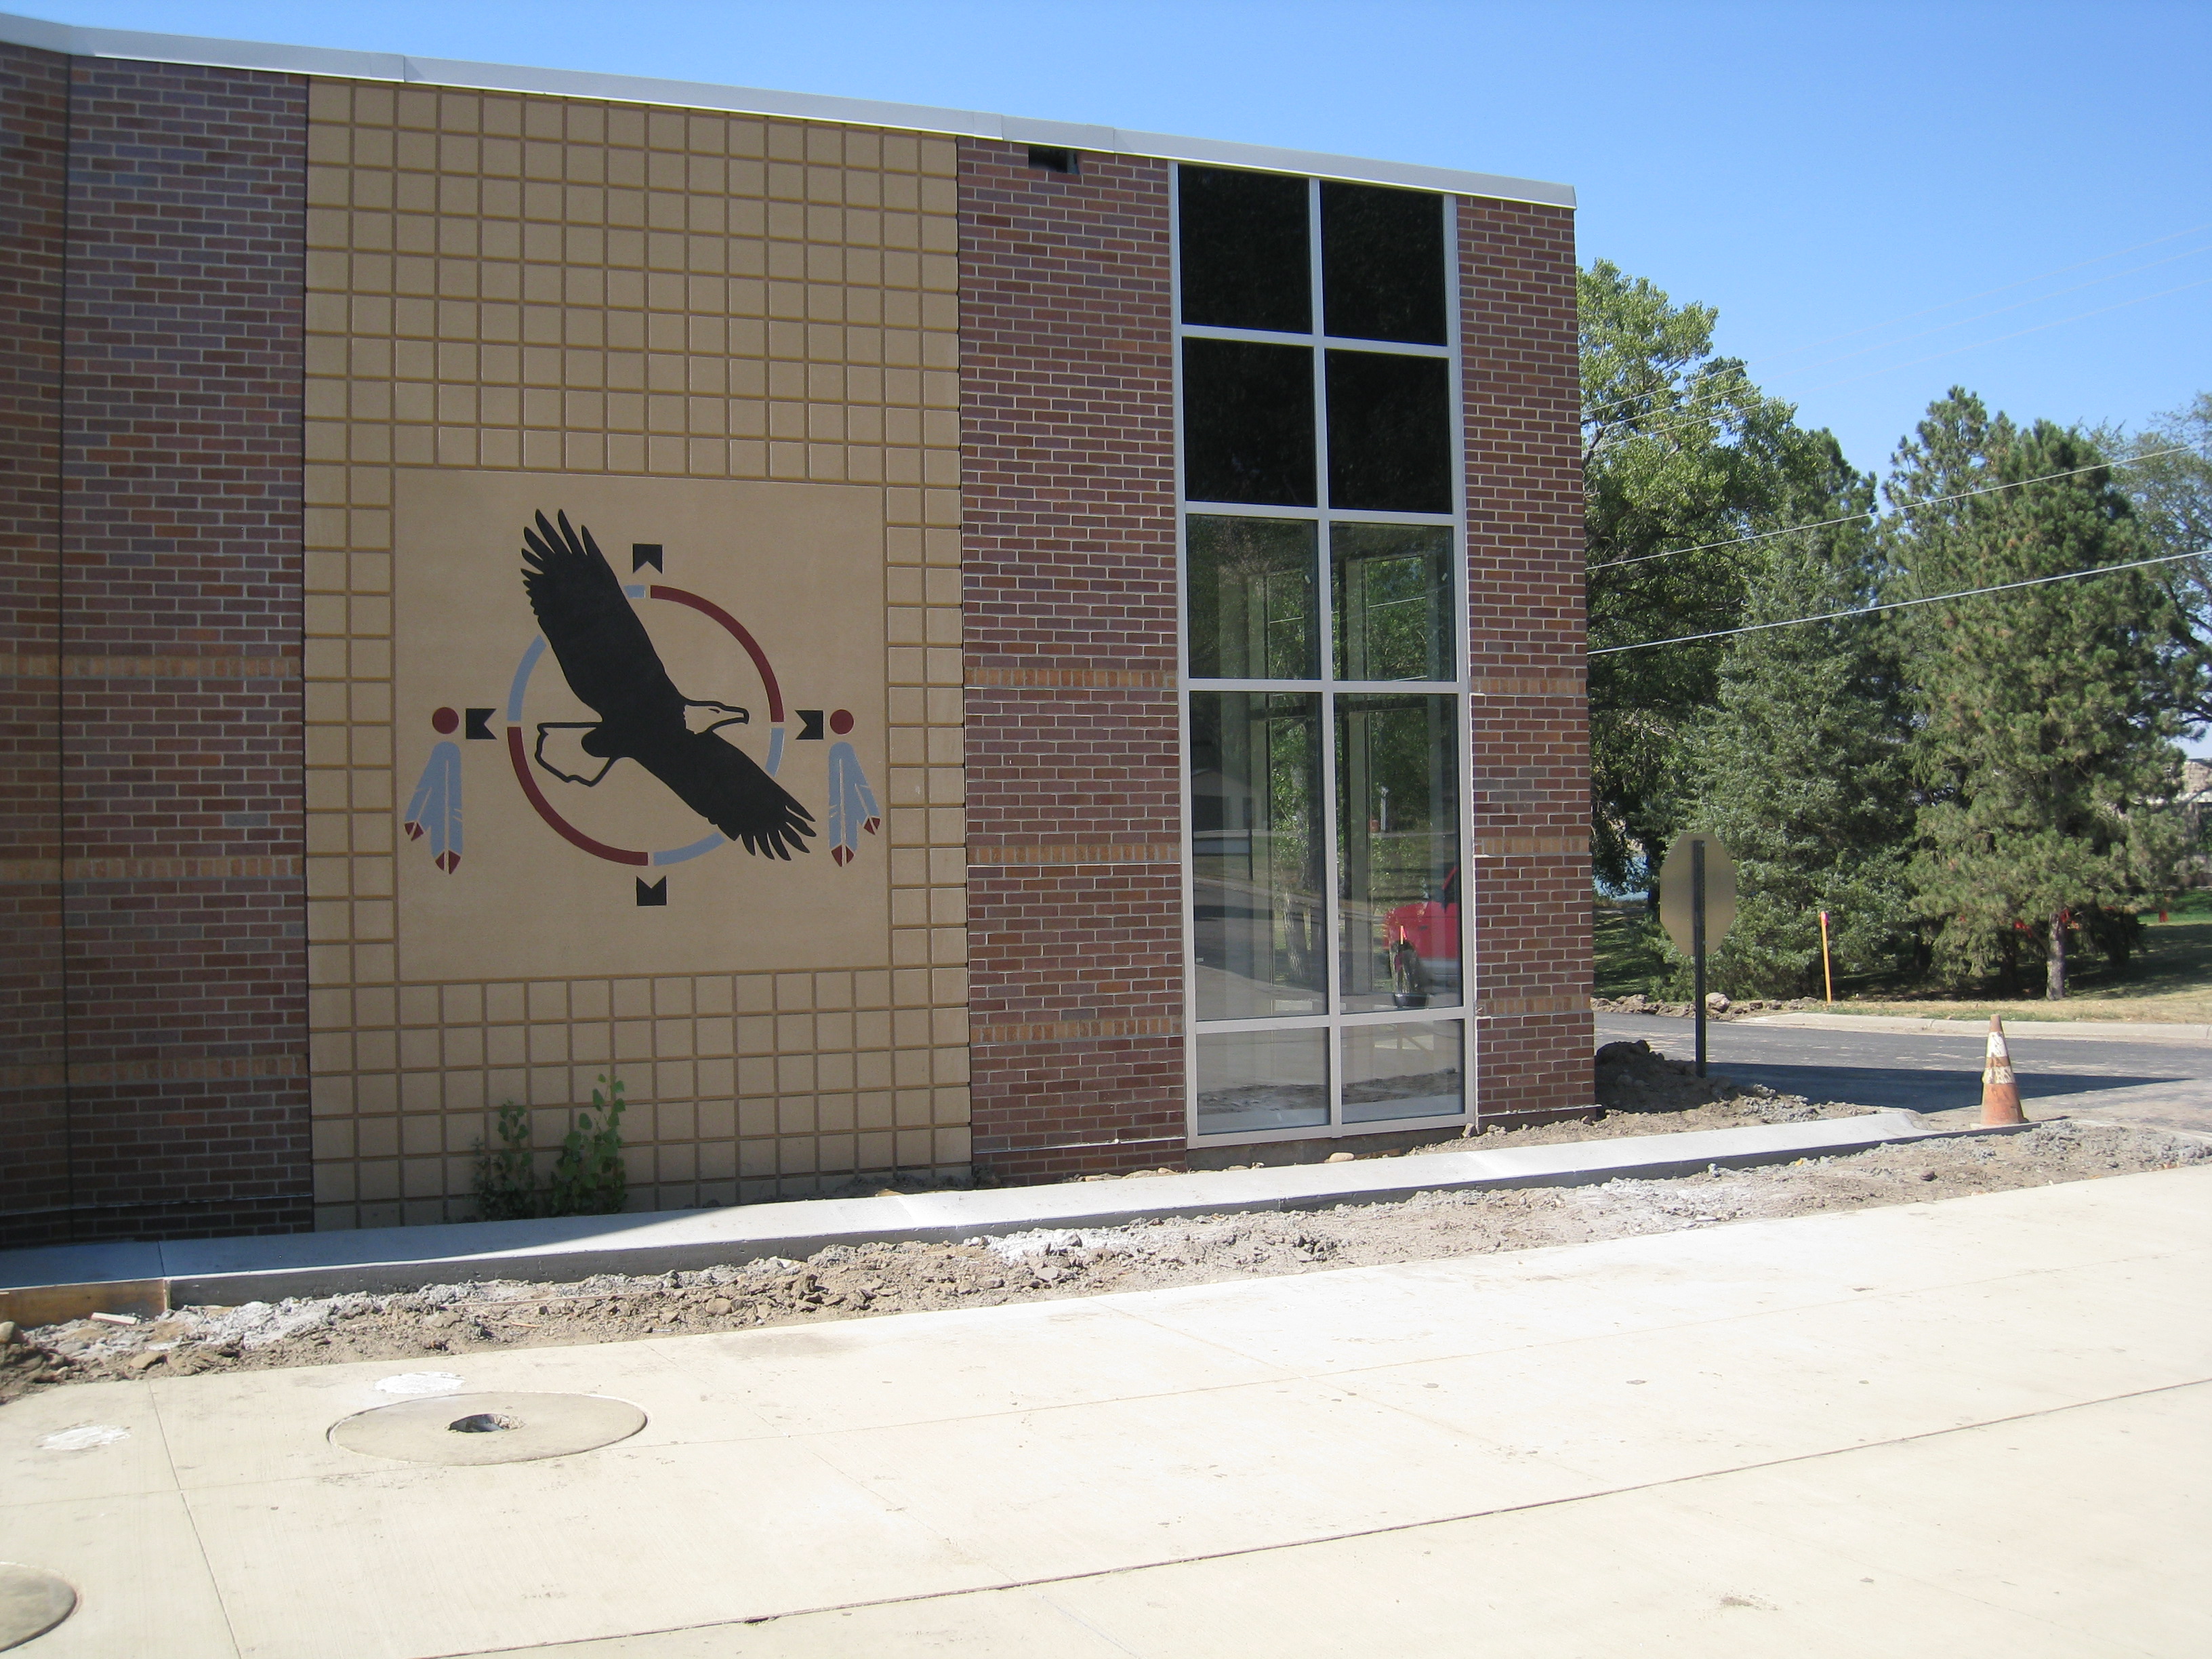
[1980,1015,2026,1126]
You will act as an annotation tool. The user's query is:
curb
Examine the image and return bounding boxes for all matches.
[1720,1013,2212,1044]
[1,1111,2032,1320]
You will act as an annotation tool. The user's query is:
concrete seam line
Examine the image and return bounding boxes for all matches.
[141,1233,2211,1498]
[409,1377,2212,1656]
[144,1385,250,1657]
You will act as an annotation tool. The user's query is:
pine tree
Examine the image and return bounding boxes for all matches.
[1681,441,1919,996]
[1889,391,2203,998]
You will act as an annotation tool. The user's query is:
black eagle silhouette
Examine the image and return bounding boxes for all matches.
[520,510,815,859]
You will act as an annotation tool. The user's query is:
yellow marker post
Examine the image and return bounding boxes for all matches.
[1819,909,1834,1005]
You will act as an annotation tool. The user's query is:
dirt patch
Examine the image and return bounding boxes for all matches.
[1593,994,1827,1021]
[3,1118,2200,1405]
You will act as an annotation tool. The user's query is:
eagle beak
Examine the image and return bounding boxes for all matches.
[684,700,751,737]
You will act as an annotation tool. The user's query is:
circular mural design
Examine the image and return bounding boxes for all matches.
[503,582,787,869]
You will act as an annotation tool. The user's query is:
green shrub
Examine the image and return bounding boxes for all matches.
[470,1075,629,1221]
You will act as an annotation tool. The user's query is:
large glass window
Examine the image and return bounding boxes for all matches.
[1325,350,1453,513]
[1179,166,1311,333]
[1188,516,1318,680]
[1176,165,1467,1141]
[1183,340,1316,507]
[1320,180,1448,346]
[1333,523,1452,682]
[1336,694,1460,1014]
[1189,691,1326,1022]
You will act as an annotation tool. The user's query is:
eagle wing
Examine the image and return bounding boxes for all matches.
[520,510,685,730]
[520,510,811,858]
[631,729,817,859]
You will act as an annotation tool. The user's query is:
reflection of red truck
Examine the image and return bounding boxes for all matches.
[1383,865,1460,988]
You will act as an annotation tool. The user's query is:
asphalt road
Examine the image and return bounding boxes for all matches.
[1594,1013,2212,1139]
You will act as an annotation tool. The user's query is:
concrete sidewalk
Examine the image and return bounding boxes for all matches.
[3,1167,2205,1657]
[1,1109,1987,1314]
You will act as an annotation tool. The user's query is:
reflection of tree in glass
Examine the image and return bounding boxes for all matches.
[1187,516,1317,680]
[1338,695,1457,998]
[1333,523,1451,682]
[1190,691,1326,1015]
[1263,701,1325,988]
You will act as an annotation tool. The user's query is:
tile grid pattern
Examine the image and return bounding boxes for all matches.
[1458,196,1595,1120]
[302,80,970,1227]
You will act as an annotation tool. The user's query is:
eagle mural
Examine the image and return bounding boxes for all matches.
[519,510,816,860]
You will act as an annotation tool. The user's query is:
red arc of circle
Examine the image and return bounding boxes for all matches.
[507,727,647,865]
[649,585,783,723]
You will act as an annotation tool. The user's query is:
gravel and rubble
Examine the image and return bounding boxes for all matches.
[3,1115,2201,1404]
[1593,993,1826,1020]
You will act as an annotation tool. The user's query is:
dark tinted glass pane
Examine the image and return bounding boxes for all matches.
[1327,358,1451,520]
[1185,339,1317,506]
[1332,523,1452,680]
[1321,182,1446,344]
[1326,350,1452,513]
[1187,516,1319,679]
[1179,166,1311,333]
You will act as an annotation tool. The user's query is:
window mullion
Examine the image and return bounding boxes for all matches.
[1306,177,1347,1128]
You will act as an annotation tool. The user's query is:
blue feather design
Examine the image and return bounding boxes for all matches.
[825,741,880,867]
[403,741,464,872]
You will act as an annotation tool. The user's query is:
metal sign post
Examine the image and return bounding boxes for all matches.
[1692,839,1707,1076]
[1658,831,1737,1080]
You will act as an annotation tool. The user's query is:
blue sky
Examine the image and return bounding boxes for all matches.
[24,1,2211,477]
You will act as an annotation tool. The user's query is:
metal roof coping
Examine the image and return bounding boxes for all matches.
[0,9,1574,209]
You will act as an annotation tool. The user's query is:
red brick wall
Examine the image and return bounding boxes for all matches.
[1459,196,1594,1120]
[958,142,1186,1181]
[0,42,70,1235]
[0,55,311,1246]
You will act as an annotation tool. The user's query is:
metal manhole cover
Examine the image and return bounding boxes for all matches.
[0,1562,76,1652]
[329,1391,645,1466]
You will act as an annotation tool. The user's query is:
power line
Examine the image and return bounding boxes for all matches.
[1748,221,2212,365]
[1589,445,2198,574]
[1598,273,2212,454]
[1577,221,2212,429]
[1767,245,2211,384]
[1790,277,2212,400]
[1589,547,2208,657]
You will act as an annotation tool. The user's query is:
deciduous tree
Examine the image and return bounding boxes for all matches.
[1581,261,1863,889]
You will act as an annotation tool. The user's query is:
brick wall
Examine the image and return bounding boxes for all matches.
[1458,196,1594,1121]
[0,41,70,1234]
[958,142,1185,1181]
[0,55,311,1246]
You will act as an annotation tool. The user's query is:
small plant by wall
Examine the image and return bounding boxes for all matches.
[470,1075,629,1221]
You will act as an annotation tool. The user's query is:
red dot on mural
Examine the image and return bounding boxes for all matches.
[432,707,459,734]
[829,708,854,735]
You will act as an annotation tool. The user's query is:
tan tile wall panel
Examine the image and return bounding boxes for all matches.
[302,79,968,1228]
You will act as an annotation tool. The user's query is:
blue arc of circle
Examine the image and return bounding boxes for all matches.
[503,596,787,867]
